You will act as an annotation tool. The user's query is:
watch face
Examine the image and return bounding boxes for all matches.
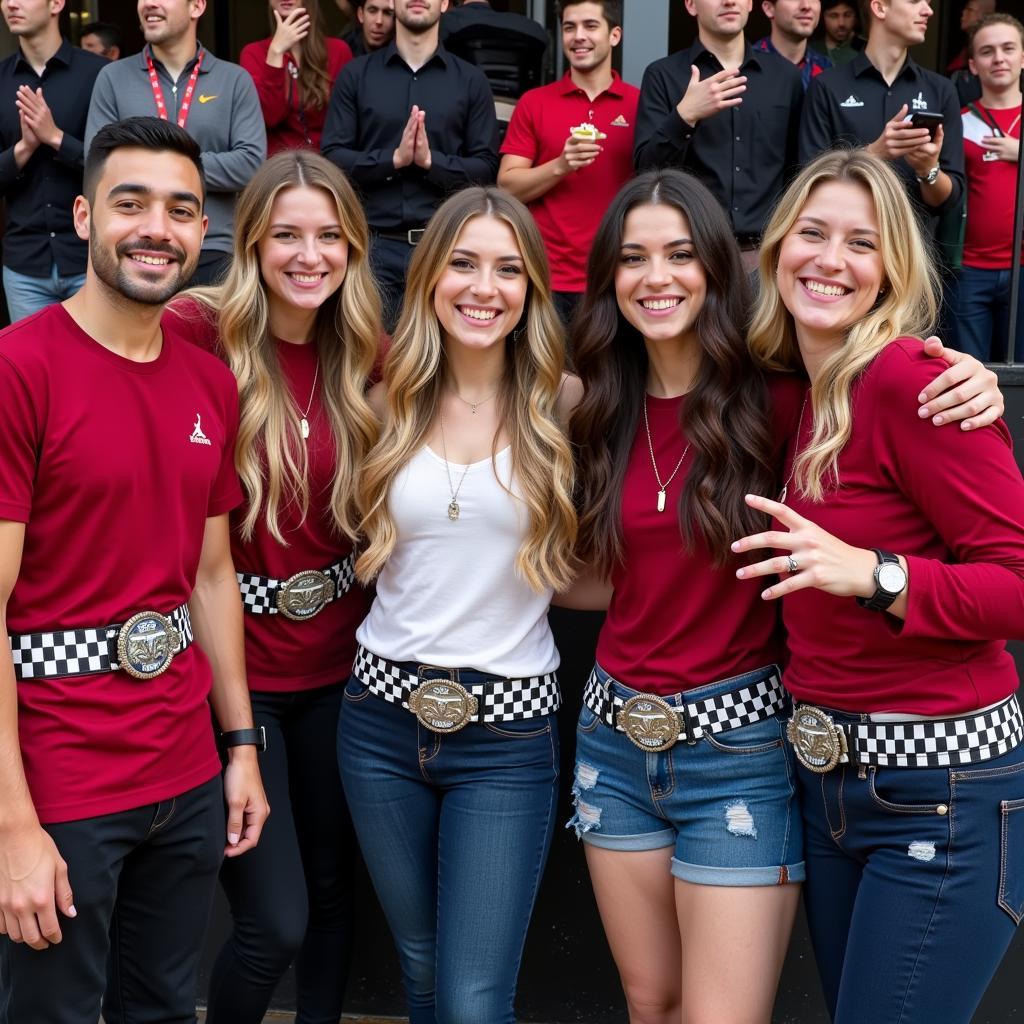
[878,561,907,595]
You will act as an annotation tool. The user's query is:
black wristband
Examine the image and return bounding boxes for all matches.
[220,726,267,752]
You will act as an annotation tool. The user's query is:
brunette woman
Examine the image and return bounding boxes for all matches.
[564,167,1005,1024]
[339,186,578,1024]
[169,150,380,1024]
[240,0,352,155]
[734,149,1024,1023]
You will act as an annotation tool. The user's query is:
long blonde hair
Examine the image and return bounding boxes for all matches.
[357,187,577,593]
[180,151,380,544]
[748,149,939,501]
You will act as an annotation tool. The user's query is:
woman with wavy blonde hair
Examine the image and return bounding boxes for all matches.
[339,185,577,1024]
[734,149,1024,1023]
[169,149,379,1024]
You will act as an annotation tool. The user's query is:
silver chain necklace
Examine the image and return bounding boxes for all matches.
[298,357,319,441]
[778,391,810,504]
[438,413,472,521]
[642,396,690,513]
[451,387,497,415]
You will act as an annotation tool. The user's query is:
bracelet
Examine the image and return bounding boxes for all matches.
[220,726,267,752]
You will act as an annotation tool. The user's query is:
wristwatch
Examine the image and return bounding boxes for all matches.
[857,549,907,612]
[220,726,267,752]
[916,165,940,186]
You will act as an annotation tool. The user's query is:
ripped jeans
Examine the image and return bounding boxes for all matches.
[799,706,1024,1023]
[567,663,804,886]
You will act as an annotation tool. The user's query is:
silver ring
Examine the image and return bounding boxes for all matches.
[786,555,799,573]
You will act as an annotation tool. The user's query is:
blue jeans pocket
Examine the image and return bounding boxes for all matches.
[343,675,372,702]
[998,798,1024,924]
[704,715,784,755]
[484,716,552,739]
[577,705,601,734]
[868,766,952,815]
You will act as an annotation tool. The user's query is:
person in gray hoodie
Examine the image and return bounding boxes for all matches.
[86,0,266,286]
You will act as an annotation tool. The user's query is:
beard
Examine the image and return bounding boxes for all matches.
[397,5,441,34]
[89,233,197,306]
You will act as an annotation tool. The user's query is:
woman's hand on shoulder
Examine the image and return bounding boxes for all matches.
[556,372,583,425]
[918,337,1003,431]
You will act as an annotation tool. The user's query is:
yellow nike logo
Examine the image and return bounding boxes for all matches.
[197,94,217,104]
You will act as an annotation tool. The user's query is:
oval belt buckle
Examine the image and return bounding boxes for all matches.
[618,694,681,752]
[787,705,846,773]
[276,569,333,621]
[408,679,479,734]
[117,611,181,680]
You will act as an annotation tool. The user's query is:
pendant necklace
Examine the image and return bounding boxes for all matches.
[778,391,810,503]
[438,413,472,521]
[452,387,497,415]
[642,396,690,513]
[298,357,319,441]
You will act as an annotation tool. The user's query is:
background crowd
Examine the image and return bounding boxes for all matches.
[0,0,1020,357]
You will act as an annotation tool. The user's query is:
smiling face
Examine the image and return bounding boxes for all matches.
[685,0,751,40]
[614,203,707,357]
[257,185,349,326]
[433,214,528,353]
[872,0,932,47]
[77,147,206,305]
[969,21,1024,92]
[776,180,884,362]
[138,0,204,47]
[765,0,820,40]
[562,2,621,73]
[824,1,856,43]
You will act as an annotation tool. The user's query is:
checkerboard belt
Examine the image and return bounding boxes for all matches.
[9,604,193,681]
[353,645,561,723]
[236,554,356,614]
[584,664,786,742]
[819,696,1024,768]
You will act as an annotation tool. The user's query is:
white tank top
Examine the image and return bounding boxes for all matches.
[356,445,559,676]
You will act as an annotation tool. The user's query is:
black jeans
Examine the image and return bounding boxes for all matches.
[0,775,224,1024]
[369,234,416,333]
[205,684,358,1024]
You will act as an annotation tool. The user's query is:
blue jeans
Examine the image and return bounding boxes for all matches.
[338,671,559,1024]
[799,707,1024,1023]
[3,263,86,324]
[956,264,1024,362]
[568,663,804,886]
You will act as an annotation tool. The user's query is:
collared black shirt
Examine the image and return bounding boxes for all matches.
[634,41,803,237]
[799,52,964,221]
[321,42,499,231]
[0,40,107,276]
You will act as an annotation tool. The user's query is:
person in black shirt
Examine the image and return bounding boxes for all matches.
[633,0,803,271]
[0,0,107,323]
[343,0,395,57]
[321,0,498,329]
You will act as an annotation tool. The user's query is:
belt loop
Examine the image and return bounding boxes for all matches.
[680,702,698,745]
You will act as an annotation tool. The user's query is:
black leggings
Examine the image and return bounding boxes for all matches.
[205,684,358,1024]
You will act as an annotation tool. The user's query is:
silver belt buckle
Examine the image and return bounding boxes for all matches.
[408,668,479,734]
[617,694,681,752]
[407,228,425,245]
[276,570,333,621]
[117,611,181,680]
[787,705,848,773]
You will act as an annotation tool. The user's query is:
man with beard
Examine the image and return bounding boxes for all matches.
[321,0,498,329]
[86,0,265,287]
[754,0,831,89]
[0,116,268,1024]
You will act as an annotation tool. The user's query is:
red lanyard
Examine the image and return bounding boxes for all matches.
[146,46,204,130]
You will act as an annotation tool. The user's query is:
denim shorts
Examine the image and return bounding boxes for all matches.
[567,663,805,887]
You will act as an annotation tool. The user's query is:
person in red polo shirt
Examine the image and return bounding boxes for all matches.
[498,0,638,328]
[0,117,268,1024]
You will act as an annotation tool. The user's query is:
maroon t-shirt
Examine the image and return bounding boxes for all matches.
[0,304,242,823]
[169,301,367,692]
[596,375,803,695]
[781,339,1024,715]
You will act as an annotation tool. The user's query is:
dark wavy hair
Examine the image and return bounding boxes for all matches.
[570,169,776,574]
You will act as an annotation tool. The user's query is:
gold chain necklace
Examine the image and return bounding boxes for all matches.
[298,357,319,441]
[642,396,691,513]
[778,391,810,503]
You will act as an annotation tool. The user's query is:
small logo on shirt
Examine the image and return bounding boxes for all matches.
[983,151,999,162]
[840,94,864,108]
[198,94,217,104]
[912,91,928,110]
[610,114,630,127]
[190,414,212,446]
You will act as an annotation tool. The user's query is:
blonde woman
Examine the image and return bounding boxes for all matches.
[240,0,352,155]
[169,150,379,1023]
[734,149,1024,1023]
[340,186,578,1024]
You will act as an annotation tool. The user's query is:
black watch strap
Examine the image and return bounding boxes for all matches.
[220,726,267,752]
[857,549,905,612]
